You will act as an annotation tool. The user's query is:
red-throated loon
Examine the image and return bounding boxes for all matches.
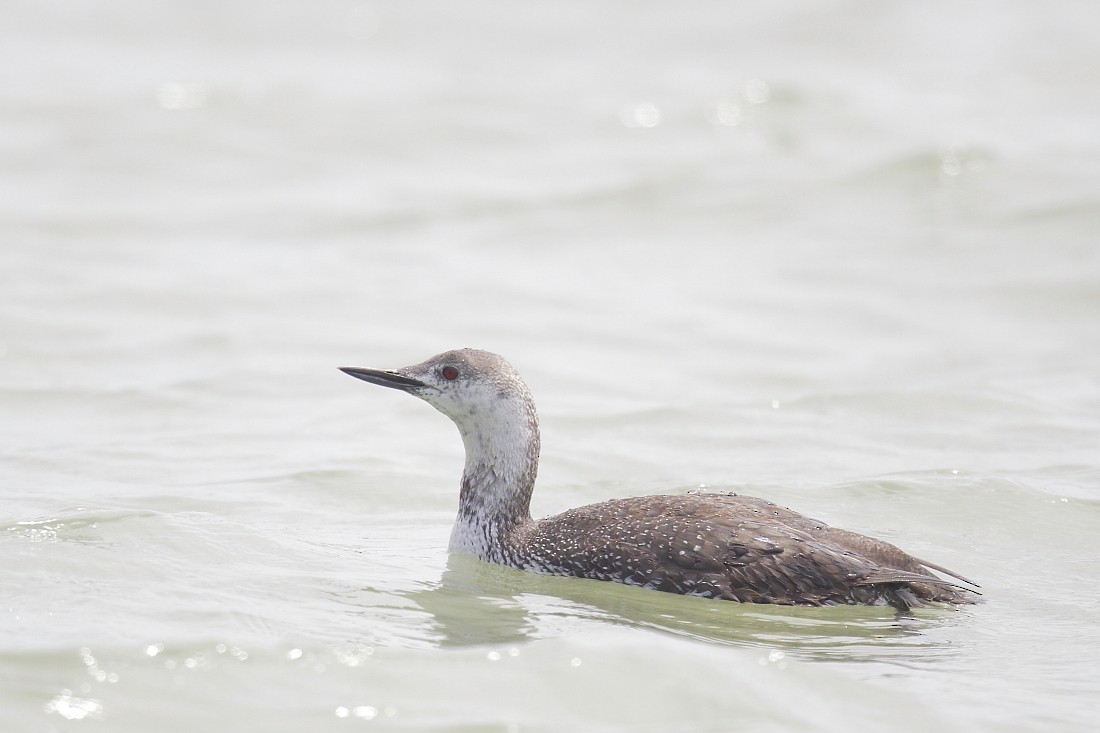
[340,348,979,612]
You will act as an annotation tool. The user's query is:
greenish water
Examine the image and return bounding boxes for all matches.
[3,1,1099,731]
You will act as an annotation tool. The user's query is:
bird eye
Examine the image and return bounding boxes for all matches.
[441,366,458,381]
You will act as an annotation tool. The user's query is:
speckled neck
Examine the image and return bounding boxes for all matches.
[447,384,540,561]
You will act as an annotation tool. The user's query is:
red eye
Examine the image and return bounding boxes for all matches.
[442,366,458,381]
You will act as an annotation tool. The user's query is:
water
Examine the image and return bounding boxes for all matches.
[3,0,1099,730]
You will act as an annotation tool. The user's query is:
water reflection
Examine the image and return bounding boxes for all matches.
[743,78,771,105]
[619,102,662,128]
[155,82,208,110]
[395,554,972,666]
[2,508,155,545]
[44,690,103,721]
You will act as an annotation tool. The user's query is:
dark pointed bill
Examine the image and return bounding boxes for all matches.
[339,366,426,391]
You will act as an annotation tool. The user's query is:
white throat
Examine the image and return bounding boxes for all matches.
[444,392,539,561]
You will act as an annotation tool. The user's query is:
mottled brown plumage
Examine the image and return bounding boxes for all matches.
[341,349,979,613]
[517,493,974,610]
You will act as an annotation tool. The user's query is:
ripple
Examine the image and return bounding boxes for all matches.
[44,690,103,721]
[2,508,155,544]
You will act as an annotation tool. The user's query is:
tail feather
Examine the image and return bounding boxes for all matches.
[914,557,980,588]
[857,567,963,589]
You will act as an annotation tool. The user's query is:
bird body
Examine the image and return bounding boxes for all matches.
[341,348,978,612]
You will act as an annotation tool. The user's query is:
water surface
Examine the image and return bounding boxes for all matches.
[3,1,1099,731]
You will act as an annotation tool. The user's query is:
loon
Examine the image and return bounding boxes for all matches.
[340,348,979,612]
